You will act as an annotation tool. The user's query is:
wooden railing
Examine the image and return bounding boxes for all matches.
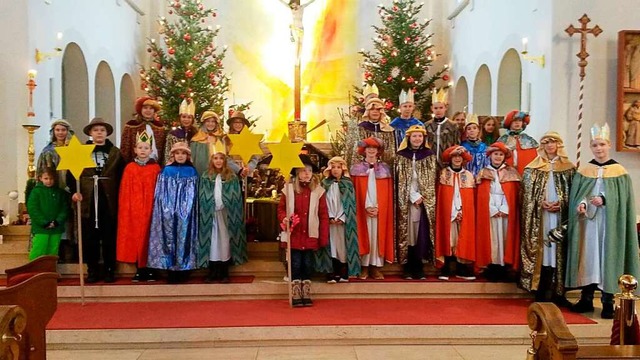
[0,305,27,360]
[527,302,640,359]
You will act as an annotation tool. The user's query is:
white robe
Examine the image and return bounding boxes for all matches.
[542,159,559,267]
[209,174,231,262]
[576,167,606,288]
[361,167,384,267]
[488,166,509,265]
[327,182,347,262]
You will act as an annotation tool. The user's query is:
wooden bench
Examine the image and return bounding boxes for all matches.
[0,305,27,360]
[528,302,640,359]
[0,256,58,360]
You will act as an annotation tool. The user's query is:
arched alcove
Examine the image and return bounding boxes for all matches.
[453,76,469,112]
[497,48,522,115]
[119,73,136,133]
[95,61,116,138]
[61,42,89,140]
[473,65,492,115]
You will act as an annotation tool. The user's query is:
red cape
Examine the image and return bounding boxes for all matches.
[505,140,537,175]
[116,162,161,267]
[475,178,520,270]
[352,176,394,263]
[435,176,476,263]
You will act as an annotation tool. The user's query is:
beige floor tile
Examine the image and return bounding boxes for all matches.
[47,349,144,360]
[257,345,357,360]
[453,345,530,360]
[138,347,259,360]
[355,345,464,360]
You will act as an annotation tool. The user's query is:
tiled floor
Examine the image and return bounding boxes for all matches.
[47,345,530,360]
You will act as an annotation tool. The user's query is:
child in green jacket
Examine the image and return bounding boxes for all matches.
[27,167,69,260]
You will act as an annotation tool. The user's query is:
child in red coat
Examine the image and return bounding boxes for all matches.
[278,155,329,307]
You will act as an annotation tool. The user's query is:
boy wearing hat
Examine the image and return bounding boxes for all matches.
[566,124,640,319]
[319,156,360,282]
[163,99,198,164]
[475,142,521,282]
[436,145,477,281]
[390,89,424,147]
[497,110,538,175]
[395,125,436,280]
[520,132,575,305]
[350,137,394,280]
[460,114,490,177]
[354,98,396,166]
[71,118,124,283]
[424,89,460,168]
[226,110,260,177]
[278,155,329,307]
[121,97,166,163]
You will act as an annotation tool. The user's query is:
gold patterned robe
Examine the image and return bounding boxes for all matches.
[519,157,575,295]
[395,150,437,264]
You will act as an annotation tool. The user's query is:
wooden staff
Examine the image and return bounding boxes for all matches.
[74,183,85,305]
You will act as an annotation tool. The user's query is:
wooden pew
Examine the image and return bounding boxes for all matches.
[0,256,58,360]
[0,305,27,360]
[528,302,640,359]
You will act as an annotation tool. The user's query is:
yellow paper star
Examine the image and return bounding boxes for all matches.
[267,135,304,181]
[55,135,96,180]
[228,127,264,165]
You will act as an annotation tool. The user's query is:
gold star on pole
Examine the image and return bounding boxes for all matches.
[267,135,304,181]
[55,135,96,180]
[228,127,264,165]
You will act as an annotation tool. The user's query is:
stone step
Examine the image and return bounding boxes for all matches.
[46,321,610,350]
[55,279,529,302]
[0,254,29,273]
[0,239,28,255]
[0,225,31,236]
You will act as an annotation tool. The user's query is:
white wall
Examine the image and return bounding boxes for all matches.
[0,0,151,206]
[447,0,553,139]
[448,0,640,209]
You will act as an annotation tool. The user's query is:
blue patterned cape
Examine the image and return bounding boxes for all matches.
[147,163,199,271]
[461,139,490,177]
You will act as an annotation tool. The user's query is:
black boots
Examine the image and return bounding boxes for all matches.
[327,259,347,283]
[601,303,615,319]
[206,261,230,283]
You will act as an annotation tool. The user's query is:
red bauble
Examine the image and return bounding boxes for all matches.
[198,3,204,10]
[381,58,387,65]
[212,12,217,17]
[168,10,173,14]
[168,48,175,55]
[146,48,152,53]
[426,49,432,56]
[407,76,415,84]
[185,70,194,78]
[183,33,191,41]
[387,16,393,21]
[387,76,393,82]
[173,1,181,9]
[392,5,398,11]
[156,63,162,70]
[404,37,411,43]
[442,74,450,81]
[384,100,394,110]
[210,79,218,86]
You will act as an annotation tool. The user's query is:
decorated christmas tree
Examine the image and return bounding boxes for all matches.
[357,0,449,118]
[140,0,238,128]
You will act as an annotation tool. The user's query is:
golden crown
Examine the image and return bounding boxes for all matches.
[136,130,153,146]
[590,123,610,142]
[363,83,379,98]
[208,139,226,156]
[179,99,196,116]
[431,88,448,104]
[465,113,479,127]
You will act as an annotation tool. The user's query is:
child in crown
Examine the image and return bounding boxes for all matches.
[116,131,161,282]
[390,89,424,147]
[197,142,247,283]
[424,89,460,169]
[566,123,640,319]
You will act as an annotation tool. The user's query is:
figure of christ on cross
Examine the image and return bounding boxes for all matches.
[279,0,316,124]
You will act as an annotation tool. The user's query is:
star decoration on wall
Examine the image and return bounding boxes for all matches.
[267,135,304,181]
[228,127,264,165]
[55,135,96,180]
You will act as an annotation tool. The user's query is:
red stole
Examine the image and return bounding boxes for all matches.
[435,169,476,263]
[352,176,394,263]
[475,167,521,270]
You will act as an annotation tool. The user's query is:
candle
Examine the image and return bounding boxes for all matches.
[522,37,529,53]
[27,69,37,80]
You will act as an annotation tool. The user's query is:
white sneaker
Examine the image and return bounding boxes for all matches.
[339,278,349,283]
[438,275,449,281]
[456,275,476,281]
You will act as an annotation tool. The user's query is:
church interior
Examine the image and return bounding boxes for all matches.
[1,0,640,359]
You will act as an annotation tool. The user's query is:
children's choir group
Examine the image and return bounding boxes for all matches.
[27,87,638,313]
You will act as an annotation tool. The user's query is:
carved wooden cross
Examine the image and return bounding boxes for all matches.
[565,14,603,79]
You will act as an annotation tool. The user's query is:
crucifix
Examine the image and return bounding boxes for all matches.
[565,14,603,167]
[279,0,315,139]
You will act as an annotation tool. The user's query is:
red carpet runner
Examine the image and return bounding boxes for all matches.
[48,298,595,330]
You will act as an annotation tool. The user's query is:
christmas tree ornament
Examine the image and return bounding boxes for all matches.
[183,33,191,41]
[168,47,175,55]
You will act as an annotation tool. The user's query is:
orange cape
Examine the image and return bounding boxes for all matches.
[352,176,394,263]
